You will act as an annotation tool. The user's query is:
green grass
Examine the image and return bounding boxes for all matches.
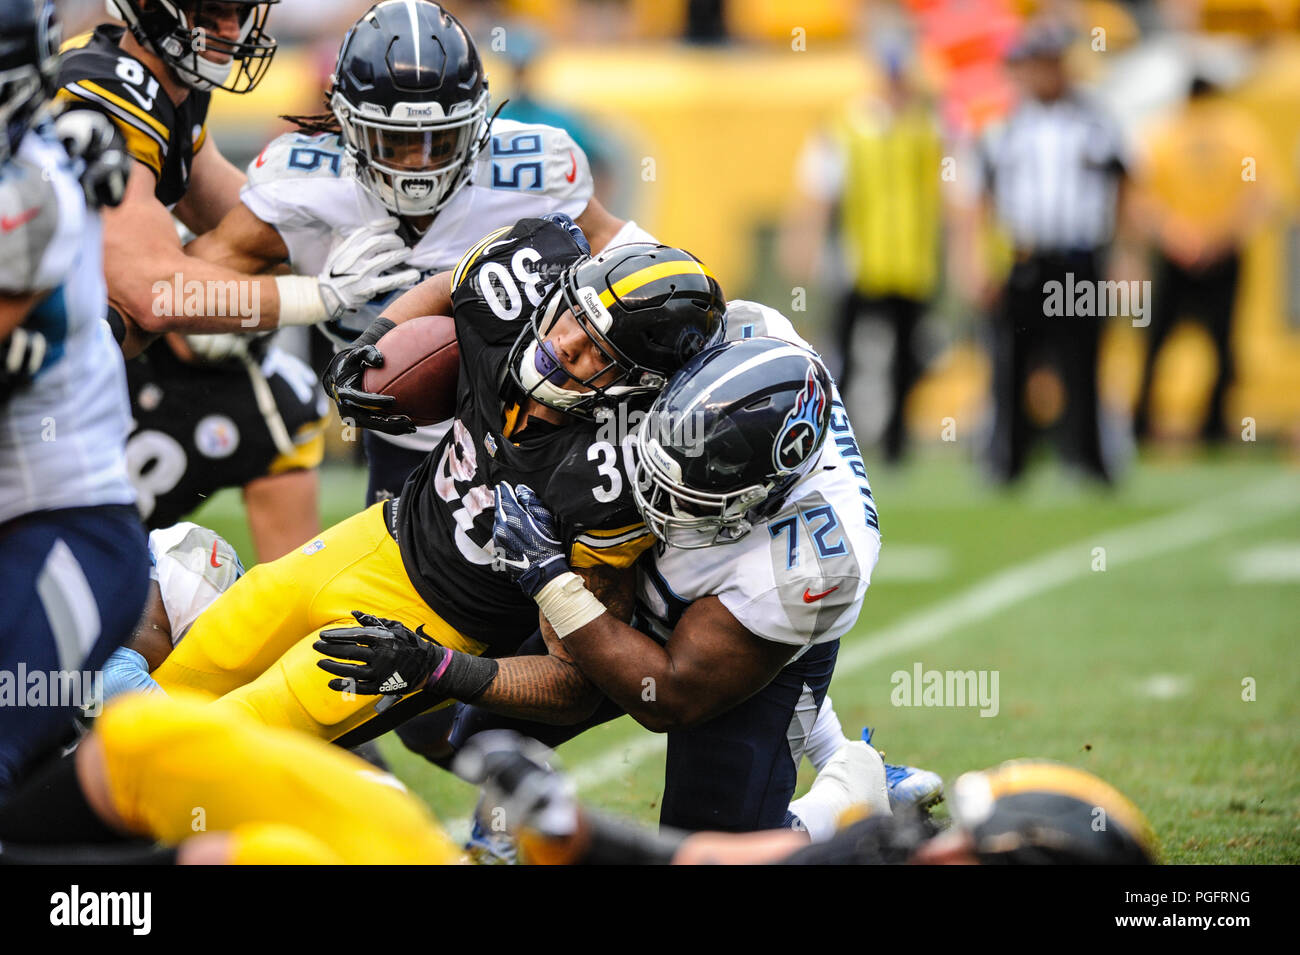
[192,449,1300,863]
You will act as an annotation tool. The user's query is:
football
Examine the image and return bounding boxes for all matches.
[361,315,460,426]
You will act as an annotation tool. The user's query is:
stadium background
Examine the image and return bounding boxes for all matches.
[57,0,1300,862]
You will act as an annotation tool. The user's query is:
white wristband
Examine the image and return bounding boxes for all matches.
[535,571,606,638]
[274,275,329,327]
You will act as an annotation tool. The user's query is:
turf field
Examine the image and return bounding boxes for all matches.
[191,448,1300,864]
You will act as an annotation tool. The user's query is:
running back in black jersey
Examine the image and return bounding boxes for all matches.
[56,25,210,207]
[396,219,655,653]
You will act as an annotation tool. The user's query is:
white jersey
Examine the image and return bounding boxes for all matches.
[636,301,882,657]
[0,129,135,527]
[241,118,620,453]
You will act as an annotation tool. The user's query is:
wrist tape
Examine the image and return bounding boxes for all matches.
[274,275,328,327]
[534,572,606,638]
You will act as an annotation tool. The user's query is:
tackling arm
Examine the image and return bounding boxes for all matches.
[559,596,797,733]
[184,201,290,274]
[102,162,288,350]
[474,564,634,724]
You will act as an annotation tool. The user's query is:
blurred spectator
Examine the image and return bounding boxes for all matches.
[794,51,944,462]
[1131,75,1277,442]
[958,20,1132,484]
[497,21,626,211]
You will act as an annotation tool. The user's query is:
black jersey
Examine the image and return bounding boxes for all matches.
[396,219,654,653]
[56,25,211,207]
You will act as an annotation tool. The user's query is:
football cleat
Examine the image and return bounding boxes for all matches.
[464,813,519,866]
[863,728,944,812]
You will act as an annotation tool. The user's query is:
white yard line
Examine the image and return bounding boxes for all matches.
[570,474,1300,793]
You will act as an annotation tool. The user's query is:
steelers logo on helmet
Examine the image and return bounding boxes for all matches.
[773,366,828,473]
[508,241,726,419]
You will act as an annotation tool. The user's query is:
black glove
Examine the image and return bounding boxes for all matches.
[314,611,499,703]
[320,318,415,435]
[54,109,129,209]
[0,327,48,403]
[314,611,445,696]
[539,212,590,256]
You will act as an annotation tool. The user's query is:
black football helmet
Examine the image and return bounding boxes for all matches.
[331,0,490,220]
[949,760,1156,865]
[0,0,58,165]
[508,242,727,420]
[634,336,833,548]
[108,0,277,94]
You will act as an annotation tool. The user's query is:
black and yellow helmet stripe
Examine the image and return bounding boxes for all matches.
[598,259,719,310]
[984,761,1156,851]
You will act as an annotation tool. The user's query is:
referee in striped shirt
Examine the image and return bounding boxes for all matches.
[962,22,1131,484]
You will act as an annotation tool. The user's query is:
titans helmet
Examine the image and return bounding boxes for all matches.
[330,0,490,221]
[508,242,726,420]
[634,336,833,549]
[0,0,58,164]
[107,0,277,93]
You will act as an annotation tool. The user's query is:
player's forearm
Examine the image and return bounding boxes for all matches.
[380,271,452,324]
[105,241,285,335]
[559,616,691,733]
[474,653,603,725]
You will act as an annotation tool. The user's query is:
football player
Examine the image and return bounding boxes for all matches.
[99,521,245,701]
[323,302,942,835]
[191,0,654,507]
[0,0,148,796]
[151,217,726,748]
[55,1,418,561]
[458,732,1156,865]
[0,692,462,864]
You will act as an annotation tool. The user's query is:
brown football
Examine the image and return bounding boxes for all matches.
[361,315,460,427]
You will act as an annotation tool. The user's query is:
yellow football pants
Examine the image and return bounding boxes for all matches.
[154,502,486,741]
[97,693,462,864]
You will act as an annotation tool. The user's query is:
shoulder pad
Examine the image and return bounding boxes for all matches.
[478,121,593,204]
[723,300,810,348]
[246,132,349,187]
[547,431,652,571]
[451,217,582,295]
[56,52,173,178]
[752,490,875,645]
[0,161,64,294]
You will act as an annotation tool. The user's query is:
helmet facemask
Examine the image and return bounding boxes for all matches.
[331,86,490,221]
[110,0,278,94]
[632,424,772,549]
[508,263,669,420]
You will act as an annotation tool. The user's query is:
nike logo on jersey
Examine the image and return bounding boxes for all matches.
[254,146,270,168]
[803,586,839,603]
[209,540,222,568]
[1,207,39,232]
[121,82,155,112]
[564,151,577,183]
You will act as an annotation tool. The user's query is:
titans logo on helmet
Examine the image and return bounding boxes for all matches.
[774,366,827,472]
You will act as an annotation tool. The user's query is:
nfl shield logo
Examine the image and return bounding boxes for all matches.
[484,433,498,457]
